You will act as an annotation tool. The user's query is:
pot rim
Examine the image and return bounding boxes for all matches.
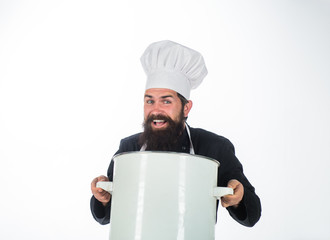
[112,151,220,166]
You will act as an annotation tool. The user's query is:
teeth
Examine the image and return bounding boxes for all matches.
[153,120,165,123]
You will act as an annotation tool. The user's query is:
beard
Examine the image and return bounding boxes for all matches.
[139,111,185,151]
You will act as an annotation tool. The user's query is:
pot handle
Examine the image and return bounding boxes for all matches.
[96,181,113,194]
[213,187,234,200]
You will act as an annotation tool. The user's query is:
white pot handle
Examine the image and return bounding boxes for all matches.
[96,182,232,198]
[213,187,234,200]
[96,181,113,194]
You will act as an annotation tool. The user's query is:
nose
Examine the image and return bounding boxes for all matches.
[148,101,165,116]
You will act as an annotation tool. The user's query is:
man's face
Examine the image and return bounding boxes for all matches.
[143,88,192,131]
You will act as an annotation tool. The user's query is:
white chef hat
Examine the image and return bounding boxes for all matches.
[140,40,208,100]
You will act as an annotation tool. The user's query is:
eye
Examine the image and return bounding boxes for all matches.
[146,99,154,104]
[163,100,171,104]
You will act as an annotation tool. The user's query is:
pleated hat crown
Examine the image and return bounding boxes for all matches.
[140,40,208,99]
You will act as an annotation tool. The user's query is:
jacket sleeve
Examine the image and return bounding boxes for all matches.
[90,159,115,225]
[90,195,112,225]
[227,187,261,227]
[218,139,262,227]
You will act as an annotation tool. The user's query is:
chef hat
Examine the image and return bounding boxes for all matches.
[140,40,208,100]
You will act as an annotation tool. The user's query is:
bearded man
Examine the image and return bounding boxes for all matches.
[90,40,261,227]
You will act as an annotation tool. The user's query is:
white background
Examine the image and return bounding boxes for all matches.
[1,0,330,239]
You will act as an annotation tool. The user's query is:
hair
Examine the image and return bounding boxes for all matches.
[177,92,189,120]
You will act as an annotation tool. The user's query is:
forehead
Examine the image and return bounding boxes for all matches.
[144,88,178,98]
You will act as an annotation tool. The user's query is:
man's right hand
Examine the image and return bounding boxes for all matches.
[91,175,111,207]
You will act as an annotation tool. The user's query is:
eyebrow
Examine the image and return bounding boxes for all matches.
[161,95,174,99]
[144,94,174,99]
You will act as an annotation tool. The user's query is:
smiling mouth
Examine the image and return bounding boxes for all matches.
[153,119,168,128]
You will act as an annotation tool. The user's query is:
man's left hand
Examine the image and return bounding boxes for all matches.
[221,179,244,208]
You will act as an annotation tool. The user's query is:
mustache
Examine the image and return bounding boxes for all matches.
[145,114,173,123]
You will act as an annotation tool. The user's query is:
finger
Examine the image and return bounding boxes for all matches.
[96,191,111,203]
[222,197,243,208]
[97,189,108,197]
[93,187,109,197]
[227,179,239,189]
[221,195,234,207]
[97,175,109,182]
[221,197,232,208]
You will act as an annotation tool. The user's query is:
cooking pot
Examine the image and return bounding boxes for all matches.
[97,151,233,240]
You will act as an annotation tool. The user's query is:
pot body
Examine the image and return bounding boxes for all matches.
[109,151,220,240]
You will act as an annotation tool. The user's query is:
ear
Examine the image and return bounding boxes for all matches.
[183,100,193,118]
